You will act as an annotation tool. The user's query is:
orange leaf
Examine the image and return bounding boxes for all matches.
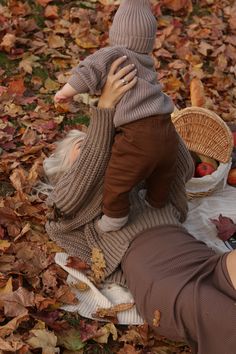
[8,78,26,96]
[190,78,206,107]
[44,5,59,19]
[36,0,53,6]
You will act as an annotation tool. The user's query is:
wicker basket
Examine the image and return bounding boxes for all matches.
[172,107,233,163]
[171,107,234,198]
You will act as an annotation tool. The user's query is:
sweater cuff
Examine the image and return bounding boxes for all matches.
[68,74,89,93]
[90,106,116,120]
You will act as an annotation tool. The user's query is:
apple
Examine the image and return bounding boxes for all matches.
[232,132,236,147]
[195,162,216,177]
[227,168,236,186]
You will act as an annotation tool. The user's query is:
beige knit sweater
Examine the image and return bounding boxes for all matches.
[68,47,174,127]
[46,107,194,285]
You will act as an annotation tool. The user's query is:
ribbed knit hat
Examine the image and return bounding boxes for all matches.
[109,0,157,54]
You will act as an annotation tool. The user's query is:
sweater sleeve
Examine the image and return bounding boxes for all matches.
[47,106,115,217]
[68,48,119,95]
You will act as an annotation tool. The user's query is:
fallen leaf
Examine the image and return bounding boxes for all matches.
[0,314,29,338]
[152,309,161,327]
[48,34,65,49]
[0,240,11,252]
[0,336,26,352]
[44,5,59,19]
[0,33,16,53]
[90,247,106,284]
[26,329,59,353]
[94,323,118,344]
[66,256,90,271]
[190,78,206,107]
[210,214,236,241]
[0,287,35,317]
[57,328,85,351]
[8,78,26,96]
[36,0,53,6]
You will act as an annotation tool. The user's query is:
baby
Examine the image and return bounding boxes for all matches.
[54,0,178,232]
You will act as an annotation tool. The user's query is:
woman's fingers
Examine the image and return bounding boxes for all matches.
[109,56,127,75]
[121,76,138,92]
[122,68,137,84]
[114,63,135,81]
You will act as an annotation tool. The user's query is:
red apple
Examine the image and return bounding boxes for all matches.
[227,168,236,186]
[232,132,236,147]
[195,162,216,177]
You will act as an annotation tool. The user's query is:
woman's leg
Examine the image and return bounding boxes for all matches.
[122,225,236,354]
[226,250,236,289]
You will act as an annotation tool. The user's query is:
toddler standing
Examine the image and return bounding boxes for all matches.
[54,0,179,232]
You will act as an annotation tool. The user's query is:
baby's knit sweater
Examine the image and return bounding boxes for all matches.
[46,107,194,285]
[68,47,174,127]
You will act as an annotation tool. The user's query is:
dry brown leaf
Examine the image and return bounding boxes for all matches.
[162,0,192,12]
[0,33,16,53]
[117,344,140,354]
[152,309,161,327]
[0,287,35,317]
[44,5,59,19]
[0,277,13,295]
[10,167,28,192]
[0,336,26,352]
[190,77,206,107]
[7,78,26,96]
[0,313,29,338]
[55,285,78,305]
[93,303,134,322]
[48,34,66,49]
[66,256,90,272]
[90,247,106,284]
[36,0,53,6]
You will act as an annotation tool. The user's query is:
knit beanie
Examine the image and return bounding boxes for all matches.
[109,0,157,54]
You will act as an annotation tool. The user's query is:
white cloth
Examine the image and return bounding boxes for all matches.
[55,184,236,324]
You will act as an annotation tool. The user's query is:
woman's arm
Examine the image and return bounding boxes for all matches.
[47,57,137,217]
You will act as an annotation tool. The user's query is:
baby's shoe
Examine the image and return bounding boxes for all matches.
[97,214,128,232]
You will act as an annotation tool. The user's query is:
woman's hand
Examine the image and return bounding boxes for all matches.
[98,56,137,109]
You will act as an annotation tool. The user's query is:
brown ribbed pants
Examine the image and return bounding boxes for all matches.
[103,114,179,218]
[122,225,236,354]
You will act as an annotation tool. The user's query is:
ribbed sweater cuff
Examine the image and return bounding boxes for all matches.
[89,106,115,147]
[68,74,89,93]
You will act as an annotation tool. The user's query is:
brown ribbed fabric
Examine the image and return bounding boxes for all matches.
[68,47,174,128]
[122,225,236,354]
[46,107,195,285]
[109,0,157,54]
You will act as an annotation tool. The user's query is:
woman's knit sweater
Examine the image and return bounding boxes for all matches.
[46,107,194,285]
[68,47,174,127]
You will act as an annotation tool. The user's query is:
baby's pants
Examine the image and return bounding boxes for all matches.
[102,114,179,218]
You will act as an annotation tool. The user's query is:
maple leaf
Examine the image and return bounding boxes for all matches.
[210,214,236,241]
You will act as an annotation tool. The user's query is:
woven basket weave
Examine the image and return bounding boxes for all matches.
[171,107,233,199]
[172,107,233,163]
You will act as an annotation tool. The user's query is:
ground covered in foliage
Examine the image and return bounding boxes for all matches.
[0,0,236,353]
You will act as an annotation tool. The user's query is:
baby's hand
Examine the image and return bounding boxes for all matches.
[54,90,70,103]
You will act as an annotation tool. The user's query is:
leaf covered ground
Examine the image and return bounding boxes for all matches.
[0,0,236,353]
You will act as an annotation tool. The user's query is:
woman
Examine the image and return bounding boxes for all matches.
[45,57,236,354]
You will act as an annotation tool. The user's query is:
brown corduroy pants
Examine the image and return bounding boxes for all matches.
[102,114,179,218]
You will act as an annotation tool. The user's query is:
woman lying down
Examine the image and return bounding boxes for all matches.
[43,57,236,354]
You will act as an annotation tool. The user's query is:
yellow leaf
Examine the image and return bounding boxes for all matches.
[0,277,13,295]
[27,329,58,352]
[0,240,11,252]
[94,323,118,344]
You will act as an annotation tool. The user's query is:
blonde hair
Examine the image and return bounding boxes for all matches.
[43,130,86,185]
